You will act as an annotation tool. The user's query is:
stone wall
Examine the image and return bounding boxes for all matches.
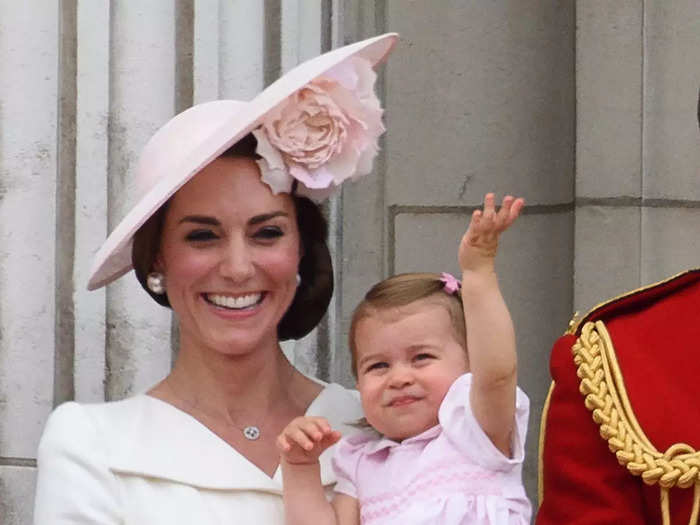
[1,1,698,522]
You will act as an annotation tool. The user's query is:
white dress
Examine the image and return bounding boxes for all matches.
[33,383,362,524]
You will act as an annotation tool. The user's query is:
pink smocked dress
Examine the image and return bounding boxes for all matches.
[332,373,531,524]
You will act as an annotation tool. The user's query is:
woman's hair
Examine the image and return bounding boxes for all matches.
[132,133,334,341]
[348,272,467,376]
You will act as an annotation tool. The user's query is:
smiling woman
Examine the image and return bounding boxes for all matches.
[32,34,398,525]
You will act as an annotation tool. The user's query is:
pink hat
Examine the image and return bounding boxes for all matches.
[87,33,398,291]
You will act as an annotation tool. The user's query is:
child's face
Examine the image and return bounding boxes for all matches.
[354,299,469,441]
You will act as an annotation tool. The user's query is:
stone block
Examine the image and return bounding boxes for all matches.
[385,1,574,206]
[576,1,643,198]
[643,2,700,200]
[641,206,700,283]
[0,465,36,525]
[573,205,642,315]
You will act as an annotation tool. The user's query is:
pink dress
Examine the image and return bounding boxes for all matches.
[332,373,531,524]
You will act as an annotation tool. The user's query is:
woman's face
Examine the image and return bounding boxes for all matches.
[156,156,301,355]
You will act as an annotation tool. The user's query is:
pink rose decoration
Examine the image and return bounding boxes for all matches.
[252,56,385,202]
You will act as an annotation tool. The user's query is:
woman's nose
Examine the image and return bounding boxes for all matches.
[219,239,255,282]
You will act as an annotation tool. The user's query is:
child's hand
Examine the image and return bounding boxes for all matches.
[277,416,342,466]
[459,193,524,274]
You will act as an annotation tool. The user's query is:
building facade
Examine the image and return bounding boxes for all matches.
[1,1,698,522]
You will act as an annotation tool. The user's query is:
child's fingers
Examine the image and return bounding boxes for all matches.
[499,195,514,215]
[495,195,515,229]
[511,197,525,217]
[287,417,336,450]
[315,430,343,454]
[287,426,318,451]
[483,192,496,213]
[276,434,291,453]
[301,417,334,441]
[481,193,496,226]
[502,196,525,228]
[490,195,524,231]
[312,417,333,435]
[468,208,482,232]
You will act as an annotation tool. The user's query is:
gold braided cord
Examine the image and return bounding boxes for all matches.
[573,321,700,525]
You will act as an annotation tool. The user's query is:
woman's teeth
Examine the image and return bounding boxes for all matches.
[206,293,262,309]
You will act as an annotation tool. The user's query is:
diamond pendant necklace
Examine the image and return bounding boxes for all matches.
[242,426,260,440]
[164,378,264,441]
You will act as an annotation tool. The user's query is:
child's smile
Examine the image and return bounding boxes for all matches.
[354,299,469,441]
[387,394,422,407]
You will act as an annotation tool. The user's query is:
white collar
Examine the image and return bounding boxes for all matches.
[358,424,442,456]
[91,383,362,492]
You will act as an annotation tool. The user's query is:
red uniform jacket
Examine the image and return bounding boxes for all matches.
[537,269,700,525]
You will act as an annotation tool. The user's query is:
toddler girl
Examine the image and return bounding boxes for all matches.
[277,194,531,524]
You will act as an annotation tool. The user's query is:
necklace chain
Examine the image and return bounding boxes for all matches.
[163,378,264,441]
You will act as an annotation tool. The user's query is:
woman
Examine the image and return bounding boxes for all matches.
[33,34,397,524]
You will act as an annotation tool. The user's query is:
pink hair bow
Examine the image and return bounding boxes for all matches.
[439,272,461,295]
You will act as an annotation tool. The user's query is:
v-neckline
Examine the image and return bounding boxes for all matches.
[143,382,330,481]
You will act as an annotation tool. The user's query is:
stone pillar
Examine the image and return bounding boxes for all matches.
[0,3,61,523]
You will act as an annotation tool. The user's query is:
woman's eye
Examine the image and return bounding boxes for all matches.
[255,226,283,240]
[185,229,218,242]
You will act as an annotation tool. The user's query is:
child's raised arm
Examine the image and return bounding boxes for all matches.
[458,193,524,456]
[277,417,359,525]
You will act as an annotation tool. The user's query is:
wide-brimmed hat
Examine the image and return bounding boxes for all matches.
[87,33,398,291]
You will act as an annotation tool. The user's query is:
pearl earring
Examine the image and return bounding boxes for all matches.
[296,273,302,287]
[147,272,166,294]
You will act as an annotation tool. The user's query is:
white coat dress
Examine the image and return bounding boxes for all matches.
[34,382,362,524]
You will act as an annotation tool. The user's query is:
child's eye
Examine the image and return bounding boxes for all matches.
[414,353,434,362]
[185,229,218,242]
[365,362,388,373]
[254,226,283,240]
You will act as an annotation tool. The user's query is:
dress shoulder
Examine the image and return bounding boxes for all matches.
[35,400,130,524]
[438,373,530,471]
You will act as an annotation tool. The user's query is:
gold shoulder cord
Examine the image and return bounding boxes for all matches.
[573,321,700,525]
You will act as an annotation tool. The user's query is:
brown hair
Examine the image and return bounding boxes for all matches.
[348,272,467,376]
[131,133,334,341]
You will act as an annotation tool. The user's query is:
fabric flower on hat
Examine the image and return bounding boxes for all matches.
[252,56,385,202]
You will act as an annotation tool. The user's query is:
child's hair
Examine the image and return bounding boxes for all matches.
[348,272,467,377]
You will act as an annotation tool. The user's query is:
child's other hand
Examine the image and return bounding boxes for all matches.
[459,193,524,273]
[276,416,342,466]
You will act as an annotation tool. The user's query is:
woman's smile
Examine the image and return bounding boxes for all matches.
[204,292,265,310]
